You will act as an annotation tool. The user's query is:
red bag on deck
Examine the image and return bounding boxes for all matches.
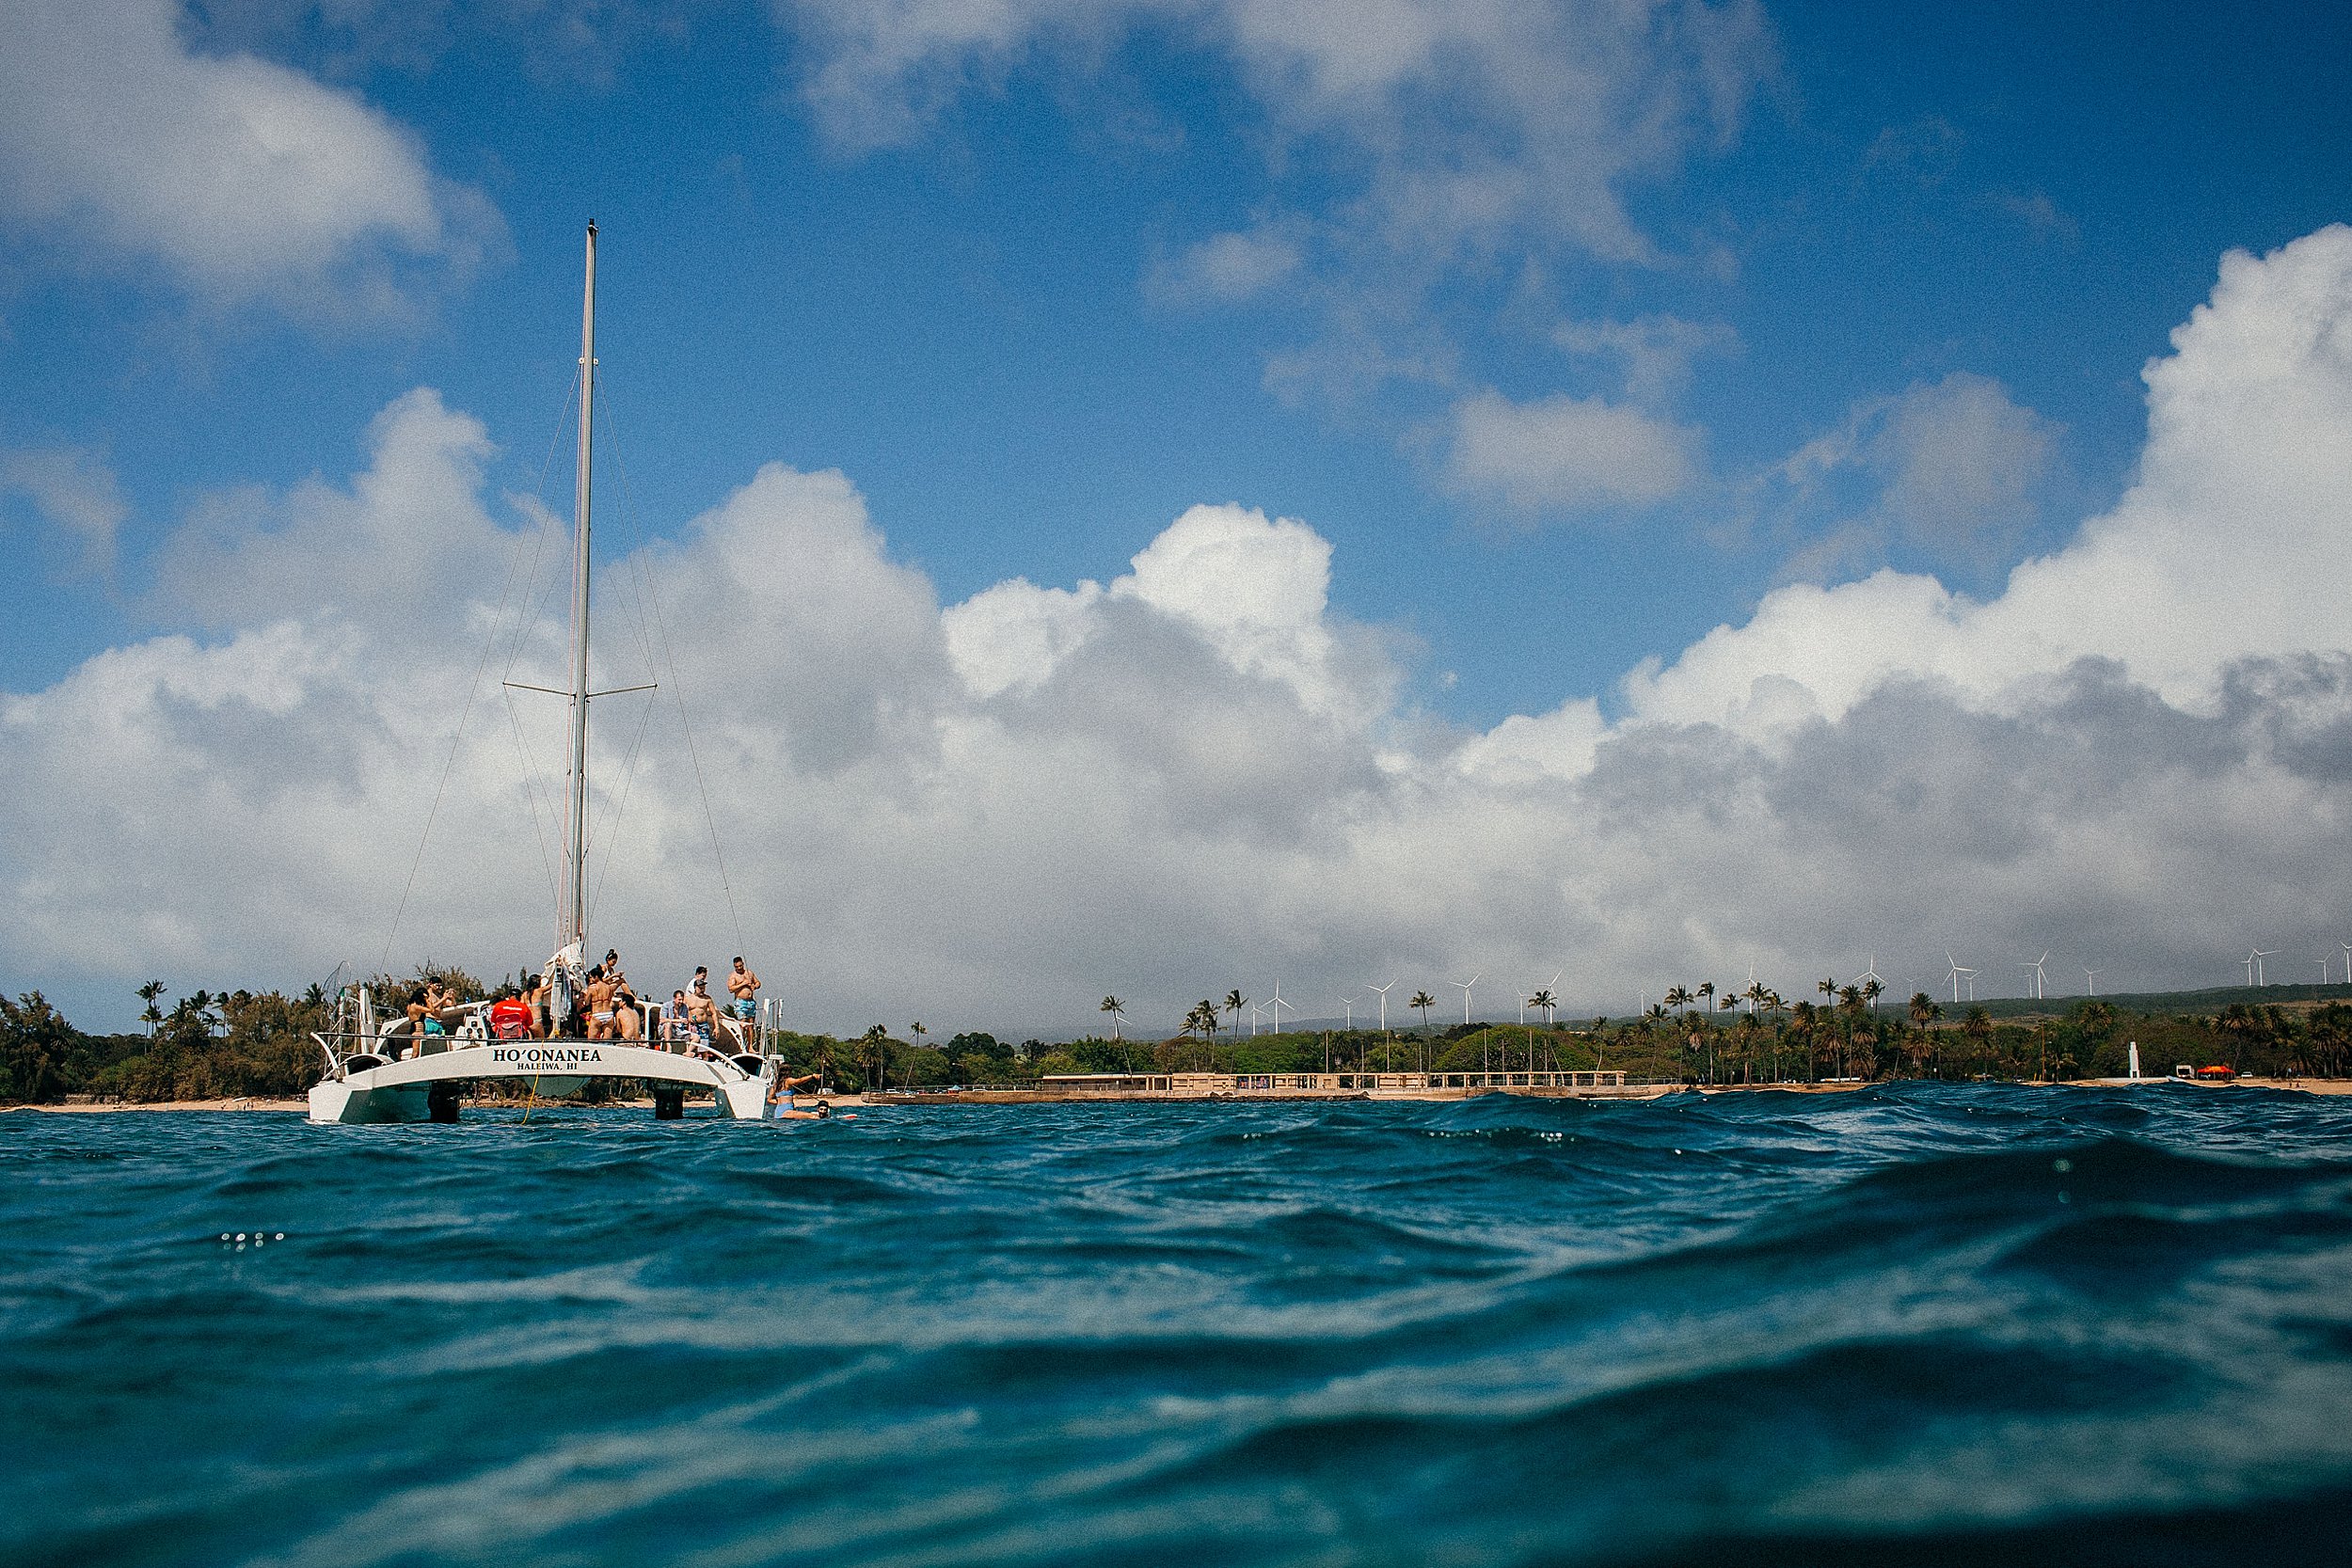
[489,999,533,1040]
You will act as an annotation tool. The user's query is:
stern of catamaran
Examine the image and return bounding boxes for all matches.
[306,984,776,1125]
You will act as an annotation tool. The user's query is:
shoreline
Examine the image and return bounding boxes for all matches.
[8,1075,2349,1113]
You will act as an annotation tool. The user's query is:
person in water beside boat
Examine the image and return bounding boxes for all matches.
[767,1069,828,1119]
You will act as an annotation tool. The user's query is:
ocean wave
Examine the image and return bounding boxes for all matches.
[4,1086,2350,1565]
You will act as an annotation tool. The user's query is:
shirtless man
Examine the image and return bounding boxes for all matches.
[612,974,643,1041]
[726,957,760,1030]
[684,978,719,1053]
[584,964,617,1042]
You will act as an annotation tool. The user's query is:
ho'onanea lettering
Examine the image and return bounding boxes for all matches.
[489,1046,605,1068]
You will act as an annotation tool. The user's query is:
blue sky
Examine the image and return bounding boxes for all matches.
[6,0,2352,1030]
[8,0,2344,711]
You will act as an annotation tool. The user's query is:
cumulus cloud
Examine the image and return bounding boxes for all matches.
[1446,388,1702,512]
[8,226,2352,1031]
[1635,226,2352,734]
[0,0,497,306]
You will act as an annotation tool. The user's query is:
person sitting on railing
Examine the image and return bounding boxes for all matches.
[612,974,643,1041]
[488,990,533,1041]
[660,989,690,1049]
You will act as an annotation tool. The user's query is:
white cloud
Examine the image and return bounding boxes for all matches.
[0,0,497,305]
[0,445,129,574]
[1146,226,1304,304]
[1553,314,1738,407]
[9,226,2352,1032]
[782,0,1772,263]
[1778,372,2058,567]
[1635,225,2352,733]
[1447,388,1701,511]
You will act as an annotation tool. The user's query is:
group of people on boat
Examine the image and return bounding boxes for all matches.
[372,953,834,1118]
[477,952,764,1054]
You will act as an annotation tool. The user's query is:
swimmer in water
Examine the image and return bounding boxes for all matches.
[766,1069,825,1119]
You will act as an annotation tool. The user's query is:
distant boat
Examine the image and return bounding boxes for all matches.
[308,225,771,1125]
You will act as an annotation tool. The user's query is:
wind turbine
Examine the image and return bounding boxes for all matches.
[2247,947,2275,987]
[1859,955,1884,1008]
[1336,995,1356,1030]
[1267,982,1295,1034]
[1249,1002,1262,1037]
[2082,965,2099,997]
[1453,974,1481,1027]
[1369,981,1394,1033]
[1946,952,1976,1005]
[2016,950,2048,1001]
[2341,941,2351,986]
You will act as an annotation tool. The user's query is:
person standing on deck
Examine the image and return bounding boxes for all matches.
[584,965,617,1042]
[684,977,719,1053]
[727,957,761,1036]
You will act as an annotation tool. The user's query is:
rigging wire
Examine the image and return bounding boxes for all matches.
[585,689,660,930]
[596,382,747,951]
[380,368,582,971]
[501,686,562,906]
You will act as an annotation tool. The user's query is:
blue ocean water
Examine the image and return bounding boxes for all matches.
[4,1086,2351,1566]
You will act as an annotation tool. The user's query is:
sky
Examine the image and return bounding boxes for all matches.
[4,0,2352,1035]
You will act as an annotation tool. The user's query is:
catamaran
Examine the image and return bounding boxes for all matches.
[308,225,775,1124]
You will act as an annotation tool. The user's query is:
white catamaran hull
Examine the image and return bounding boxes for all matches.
[308,1041,771,1124]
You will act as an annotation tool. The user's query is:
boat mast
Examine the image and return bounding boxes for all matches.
[563,221,596,955]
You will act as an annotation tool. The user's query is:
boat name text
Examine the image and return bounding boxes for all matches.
[490,1047,604,1067]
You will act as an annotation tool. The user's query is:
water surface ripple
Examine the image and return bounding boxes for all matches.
[5,1085,2350,1566]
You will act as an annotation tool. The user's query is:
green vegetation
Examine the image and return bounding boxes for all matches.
[5,978,2350,1105]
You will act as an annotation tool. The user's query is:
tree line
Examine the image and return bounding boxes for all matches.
[4,977,2346,1104]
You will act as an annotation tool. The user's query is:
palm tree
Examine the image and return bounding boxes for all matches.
[1409,990,1436,1037]
[860,1023,889,1089]
[1224,989,1248,1041]
[1698,981,1716,1015]
[136,980,165,1037]
[1530,989,1555,1029]
[1862,976,1883,1011]
[1663,985,1690,1017]
[1100,995,1124,1041]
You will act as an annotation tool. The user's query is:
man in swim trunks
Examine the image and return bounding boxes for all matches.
[684,978,718,1053]
[662,989,690,1048]
[727,957,760,1027]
